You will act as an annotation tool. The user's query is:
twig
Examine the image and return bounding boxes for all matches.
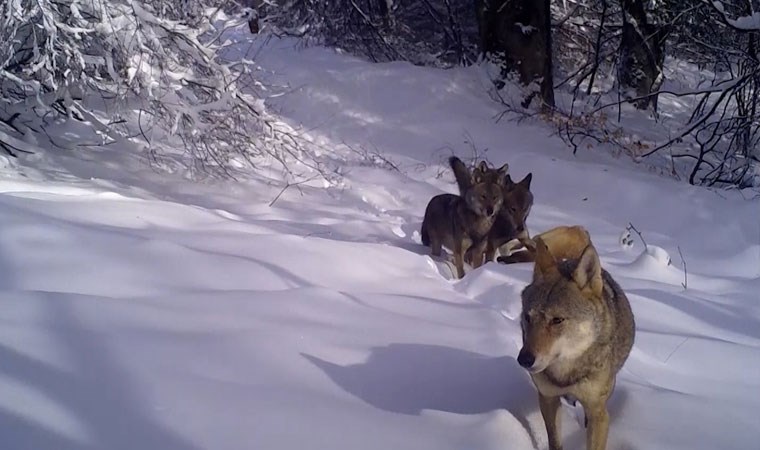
[677,245,688,290]
[627,222,647,250]
[462,130,491,166]
[0,142,17,157]
[341,139,400,172]
[269,175,320,207]
[663,337,689,364]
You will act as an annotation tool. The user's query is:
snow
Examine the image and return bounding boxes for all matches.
[727,12,760,31]
[1,28,760,450]
[515,23,538,35]
[713,2,760,31]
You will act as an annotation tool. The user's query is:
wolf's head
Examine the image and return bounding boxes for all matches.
[464,181,504,218]
[449,157,508,199]
[501,173,533,239]
[472,160,509,185]
[517,236,604,374]
[449,158,508,218]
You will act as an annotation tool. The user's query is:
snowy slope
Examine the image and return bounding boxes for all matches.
[0,30,759,450]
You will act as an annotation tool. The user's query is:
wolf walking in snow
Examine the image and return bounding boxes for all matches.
[450,159,534,263]
[516,225,635,450]
[420,156,507,279]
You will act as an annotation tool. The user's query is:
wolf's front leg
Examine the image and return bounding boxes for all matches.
[538,393,563,450]
[465,237,488,268]
[452,239,466,279]
[584,401,610,450]
[483,238,497,263]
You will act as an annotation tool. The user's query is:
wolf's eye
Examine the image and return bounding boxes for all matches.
[551,317,565,325]
[523,312,531,324]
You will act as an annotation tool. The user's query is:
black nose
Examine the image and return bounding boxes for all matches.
[486,207,494,216]
[517,349,535,368]
[517,224,525,232]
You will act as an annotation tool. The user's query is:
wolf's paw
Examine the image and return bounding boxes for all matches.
[424,256,459,280]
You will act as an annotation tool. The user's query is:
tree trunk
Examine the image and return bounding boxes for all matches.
[475,0,555,108]
[618,0,668,111]
[245,0,264,34]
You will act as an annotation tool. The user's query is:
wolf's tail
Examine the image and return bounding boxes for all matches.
[449,156,472,196]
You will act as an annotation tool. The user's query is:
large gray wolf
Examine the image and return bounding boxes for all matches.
[516,226,635,450]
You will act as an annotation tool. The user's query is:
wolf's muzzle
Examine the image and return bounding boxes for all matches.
[517,348,535,369]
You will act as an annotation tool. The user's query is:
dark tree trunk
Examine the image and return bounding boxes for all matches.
[475,0,555,109]
[618,0,668,111]
[245,0,264,34]
[539,0,554,110]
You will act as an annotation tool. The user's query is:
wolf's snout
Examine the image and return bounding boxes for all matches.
[486,206,494,216]
[517,349,535,369]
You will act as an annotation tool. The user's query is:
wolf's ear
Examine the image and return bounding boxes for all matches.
[572,244,603,296]
[504,173,514,189]
[478,161,489,172]
[519,173,533,189]
[533,237,559,282]
[496,163,510,185]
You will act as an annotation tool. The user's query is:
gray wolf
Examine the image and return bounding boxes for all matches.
[450,160,534,263]
[486,172,534,261]
[420,157,507,278]
[516,226,635,450]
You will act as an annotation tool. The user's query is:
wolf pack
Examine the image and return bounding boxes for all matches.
[420,157,636,450]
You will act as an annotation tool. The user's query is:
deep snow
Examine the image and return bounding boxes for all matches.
[0,30,759,450]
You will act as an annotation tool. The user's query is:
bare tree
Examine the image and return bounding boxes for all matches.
[475,0,555,109]
[617,0,668,111]
[270,0,478,67]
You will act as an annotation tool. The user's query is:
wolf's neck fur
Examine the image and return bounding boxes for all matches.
[544,348,604,388]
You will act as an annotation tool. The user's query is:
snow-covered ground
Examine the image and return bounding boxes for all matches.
[1,30,759,450]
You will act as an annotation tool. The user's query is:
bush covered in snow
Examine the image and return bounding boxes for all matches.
[0,0,323,180]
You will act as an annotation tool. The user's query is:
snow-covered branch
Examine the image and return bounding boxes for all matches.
[710,1,760,31]
[0,0,327,181]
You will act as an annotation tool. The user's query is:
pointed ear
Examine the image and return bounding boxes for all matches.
[504,173,514,189]
[495,163,510,185]
[477,161,488,172]
[572,244,603,296]
[519,173,533,189]
[532,237,559,282]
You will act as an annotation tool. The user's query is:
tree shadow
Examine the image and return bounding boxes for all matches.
[0,291,202,450]
[303,343,540,445]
